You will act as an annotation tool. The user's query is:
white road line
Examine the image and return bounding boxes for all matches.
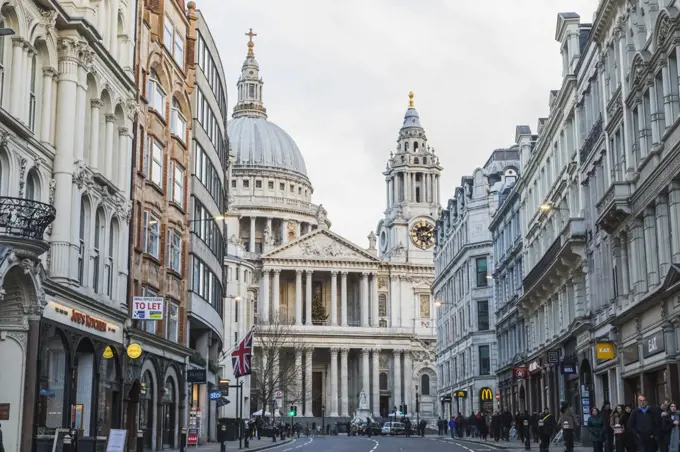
[368,438,379,452]
[284,449,292,451]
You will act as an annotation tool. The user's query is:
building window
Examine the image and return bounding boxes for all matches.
[105,221,118,298]
[279,182,284,190]
[163,15,173,50]
[290,184,294,192]
[268,181,274,189]
[243,180,249,188]
[378,293,387,317]
[147,70,166,115]
[37,335,67,430]
[78,199,86,285]
[174,31,184,67]
[476,257,488,287]
[147,138,164,187]
[141,287,157,333]
[167,229,182,273]
[171,162,184,207]
[420,374,430,395]
[168,303,179,342]
[379,372,388,391]
[191,256,224,317]
[479,345,490,375]
[93,210,103,293]
[171,98,186,141]
[25,170,38,201]
[477,300,489,330]
[143,212,160,259]
[255,180,262,188]
[28,54,37,131]
[379,319,387,328]
[231,180,236,188]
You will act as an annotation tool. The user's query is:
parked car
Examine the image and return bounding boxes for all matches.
[382,421,405,436]
[360,422,382,436]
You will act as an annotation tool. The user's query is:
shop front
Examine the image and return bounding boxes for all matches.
[34,295,126,452]
[453,390,467,415]
[528,360,542,413]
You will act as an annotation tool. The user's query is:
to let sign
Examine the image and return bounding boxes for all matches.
[643,331,665,358]
[132,297,164,320]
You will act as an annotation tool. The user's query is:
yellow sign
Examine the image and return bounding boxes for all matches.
[127,343,143,359]
[480,387,493,401]
[102,346,114,359]
[596,342,615,360]
[454,390,467,398]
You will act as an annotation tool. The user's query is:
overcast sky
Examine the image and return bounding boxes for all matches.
[198,0,598,247]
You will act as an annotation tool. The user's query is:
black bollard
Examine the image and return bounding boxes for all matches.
[220,425,227,452]
[70,429,79,452]
[272,427,276,442]
[137,430,144,452]
[244,426,250,449]
[523,422,530,451]
[63,434,72,452]
[180,428,187,452]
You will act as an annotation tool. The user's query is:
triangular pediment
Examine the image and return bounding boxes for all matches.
[660,264,680,292]
[263,229,379,262]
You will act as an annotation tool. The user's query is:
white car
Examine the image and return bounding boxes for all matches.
[381,421,405,435]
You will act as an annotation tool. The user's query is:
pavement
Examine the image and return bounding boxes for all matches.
[162,433,592,452]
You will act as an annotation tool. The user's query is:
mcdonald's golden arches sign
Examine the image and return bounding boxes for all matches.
[480,387,493,401]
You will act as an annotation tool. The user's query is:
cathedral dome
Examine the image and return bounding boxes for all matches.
[227,117,308,176]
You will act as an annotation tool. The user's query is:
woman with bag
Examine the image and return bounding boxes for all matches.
[611,405,627,452]
[589,407,605,452]
[668,403,680,452]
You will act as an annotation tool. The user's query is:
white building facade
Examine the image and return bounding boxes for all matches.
[0,1,136,451]
[219,37,441,423]
[433,149,519,417]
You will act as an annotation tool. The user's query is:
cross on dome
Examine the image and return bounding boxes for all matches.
[246,28,257,56]
[408,91,415,108]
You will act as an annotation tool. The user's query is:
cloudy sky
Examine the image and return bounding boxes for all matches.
[197,0,597,247]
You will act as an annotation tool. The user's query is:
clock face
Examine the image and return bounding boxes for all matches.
[410,220,435,249]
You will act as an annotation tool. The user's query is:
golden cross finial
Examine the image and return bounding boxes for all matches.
[246,28,257,56]
[408,91,415,108]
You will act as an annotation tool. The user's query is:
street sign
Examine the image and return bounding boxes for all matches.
[217,398,230,407]
[274,390,283,398]
[209,391,221,400]
[547,349,560,364]
[496,392,500,401]
[187,428,199,445]
[276,398,283,408]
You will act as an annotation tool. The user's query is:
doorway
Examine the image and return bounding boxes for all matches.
[380,395,389,417]
[312,372,323,416]
[162,379,176,448]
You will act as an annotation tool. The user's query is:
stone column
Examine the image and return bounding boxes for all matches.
[385,179,390,208]
[305,270,313,325]
[295,348,302,406]
[266,217,273,248]
[393,349,402,408]
[117,127,130,189]
[104,114,115,181]
[295,270,303,325]
[371,273,379,327]
[620,233,631,297]
[403,351,412,413]
[330,348,339,417]
[261,269,270,323]
[330,271,338,326]
[282,219,289,245]
[341,272,348,326]
[361,272,369,327]
[656,193,671,277]
[272,269,280,321]
[74,57,87,162]
[372,349,380,417]
[630,218,648,295]
[89,99,102,169]
[643,206,659,288]
[305,348,313,416]
[249,216,256,253]
[40,67,56,143]
[361,349,370,400]
[10,38,23,116]
[295,221,301,238]
[669,181,680,263]
[50,38,79,279]
[340,348,349,416]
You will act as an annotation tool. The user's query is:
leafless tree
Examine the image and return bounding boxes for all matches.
[251,315,307,416]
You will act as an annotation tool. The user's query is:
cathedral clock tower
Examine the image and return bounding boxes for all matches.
[376,92,442,265]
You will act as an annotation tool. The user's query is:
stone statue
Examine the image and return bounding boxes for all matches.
[263,226,272,245]
[359,390,368,410]
[367,231,377,250]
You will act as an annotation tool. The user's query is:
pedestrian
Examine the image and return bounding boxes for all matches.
[449,417,455,438]
[603,401,614,452]
[611,405,627,452]
[558,401,577,452]
[588,407,605,452]
[438,417,443,436]
[661,400,674,452]
[538,408,555,452]
[0,423,4,452]
[627,394,661,452]
[669,402,680,452]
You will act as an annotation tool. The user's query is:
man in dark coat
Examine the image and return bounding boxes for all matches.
[538,408,556,452]
[627,395,661,452]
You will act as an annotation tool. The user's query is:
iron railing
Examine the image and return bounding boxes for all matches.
[0,196,56,240]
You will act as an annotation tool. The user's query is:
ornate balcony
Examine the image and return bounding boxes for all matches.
[579,114,604,163]
[596,182,631,234]
[0,196,55,242]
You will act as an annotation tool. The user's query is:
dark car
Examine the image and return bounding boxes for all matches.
[361,422,382,436]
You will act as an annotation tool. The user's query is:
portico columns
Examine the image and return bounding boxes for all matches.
[670,180,680,263]
[295,270,303,325]
[282,219,289,245]
[371,273,379,327]
[403,351,412,412]
[340,271,348,326]
[295,348,302,404]
[361,349,370,400]
[330,271,338,326]
[393,349,402,408]
[272,269,280,321]
[372,349,380,417]
[330,348,339,417]
[340,348,349,416]
[249,217,256,253]
[305,348,313,416]
[261,269,270,322]
[360,272,369,327]
[305,270,313,325]
[104,114,115,181]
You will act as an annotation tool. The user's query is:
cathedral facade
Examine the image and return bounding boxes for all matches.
[221,35,441,422]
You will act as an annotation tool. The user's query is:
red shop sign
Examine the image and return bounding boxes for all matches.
[512,367,528,379]
[187,429,198,445]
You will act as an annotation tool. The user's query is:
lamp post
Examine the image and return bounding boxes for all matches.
[321,405,325,436]
[416,384,420,425]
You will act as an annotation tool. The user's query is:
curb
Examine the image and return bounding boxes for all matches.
[437,437,512,450]
[244,438,295,451]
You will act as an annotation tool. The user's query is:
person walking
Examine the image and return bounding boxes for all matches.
[589,407,606,452]
[628,394,661,452]
[611,405,628,452]
[538,408,556,452]
[669,403,680,452]
[661,401,674,452]
[603,402,614,452]
[558,401,577,452]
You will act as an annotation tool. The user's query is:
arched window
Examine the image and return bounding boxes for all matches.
[25,169,38,201]
[147,70,166,114]
[378,294,387,317]
[28,54,37,131]
[171,97,186,141]
[105,219,119,298]
[379,372,388,391]
[93,209,104,293]
[78,198,89,286]
[421,374,430,395]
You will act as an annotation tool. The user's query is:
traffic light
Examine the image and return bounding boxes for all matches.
[294,406,298,416]
[289,405,294,416]
[404,404,408,415]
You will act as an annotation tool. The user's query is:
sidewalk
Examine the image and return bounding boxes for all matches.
[165,437,295,452]
[433,435,589,452]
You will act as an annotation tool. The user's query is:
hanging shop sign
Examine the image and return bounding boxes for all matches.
[512,367,528,379]
[596,342,615,361]
[103,346,115,359]
[0,403,9,420]
[132,296,164,320]
[480,387,494,401]
[441,395,453,403]
[454,390,467,398]
[127,343,143,359]
[547,349,560,364]
[187,369,207,384]
[622,343,639,366]
[561,362,577,374]
[643,331,665,358]
[528,361,541,375]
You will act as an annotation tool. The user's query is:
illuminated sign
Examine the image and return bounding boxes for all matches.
[596,342,615,361]
[71,310,107,332]
[480,387,493,401]
[454,390,467,398]
[512,367,527,379]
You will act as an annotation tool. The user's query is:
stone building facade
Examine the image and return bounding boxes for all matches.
[0,0,136,451]
[433,149,519,417]
[127,0,197,449]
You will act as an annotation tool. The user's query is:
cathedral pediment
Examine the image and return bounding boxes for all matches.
[263,229,379,262]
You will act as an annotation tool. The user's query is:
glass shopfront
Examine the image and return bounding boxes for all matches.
[139,371,155,449]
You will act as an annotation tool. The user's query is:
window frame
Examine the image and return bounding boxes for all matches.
[167,229,182,273]
[141,287,158,334]
[171,98,186,141]
[143,211,161,259]
[149,138,164,188]
[476,257,488,287]
[168,302,179,342]
[171,161,185,207]
[147,70,166,115]
[477,299,489,331]
[478,345,491,375]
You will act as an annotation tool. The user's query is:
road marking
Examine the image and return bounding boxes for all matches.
[369,438,379,452]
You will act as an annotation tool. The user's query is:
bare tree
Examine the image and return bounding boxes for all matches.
[251,315,307,417]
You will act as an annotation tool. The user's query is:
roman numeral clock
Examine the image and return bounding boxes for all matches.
[410,220,435,250]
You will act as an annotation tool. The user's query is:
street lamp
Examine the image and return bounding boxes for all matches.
[539,202,570,213]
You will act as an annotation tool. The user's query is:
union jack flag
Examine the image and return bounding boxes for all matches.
[232,328,253,378]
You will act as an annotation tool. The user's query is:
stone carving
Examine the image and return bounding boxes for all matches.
[633,59,646,84]
[390,242,405,257]
[359,390,368,410]
[658,15,672,46]
[40,10,57,32]
[5,331,27,349]
[315,204,327,227]
[72,161,90,188]
[299,237,356,258]
[401,275,434,285]
[126,99,141,121]
[379,353,388,369]
[18,158,27,198]
[367,231,377,250]
[635,315,642,335]
[287,221,297,241]
[378,277,387,289]
[394,204,404,221]
[263,226,272,245]
[0,129,9,148]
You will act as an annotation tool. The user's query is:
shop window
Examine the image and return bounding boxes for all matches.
[98,351,121,436]
[37,335,67,433]
[162,378,177,448]
[72,339,95,436]
[140,371,154,448]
